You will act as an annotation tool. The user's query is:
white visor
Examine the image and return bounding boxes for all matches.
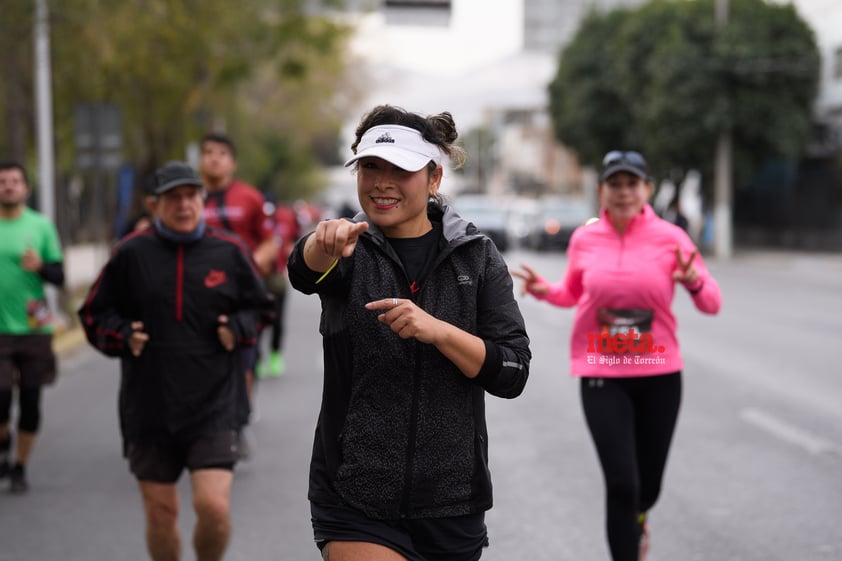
[344,124,443,172]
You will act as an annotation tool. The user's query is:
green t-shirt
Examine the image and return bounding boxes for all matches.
[0,207,63,334]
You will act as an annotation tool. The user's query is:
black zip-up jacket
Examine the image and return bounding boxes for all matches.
[79,225,273,445]
[288,203,531,520]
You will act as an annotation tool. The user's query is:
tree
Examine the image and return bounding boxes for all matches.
[548,9,635,167]
[2,0,361,206]
[547,0,820,190]
[0,1,35,164]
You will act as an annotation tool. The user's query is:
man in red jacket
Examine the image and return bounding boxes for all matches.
[199,133,276,273]
[199,133,276,453]
[256,200,300,378]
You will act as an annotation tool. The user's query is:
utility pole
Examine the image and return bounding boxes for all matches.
[35,0,55,223]
[34,0,61,323]
[713,0,733,259]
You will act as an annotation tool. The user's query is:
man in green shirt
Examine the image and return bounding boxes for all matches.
[0,161,64,493]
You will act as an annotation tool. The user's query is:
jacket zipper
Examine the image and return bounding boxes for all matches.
[397,247,456,515]
[400,342,423,517]
[375,228,459,516]
[618,234,625,269]
[381,244,418,517]
[176,245,184,321]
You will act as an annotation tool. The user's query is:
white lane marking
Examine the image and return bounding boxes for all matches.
[741,408,839,456]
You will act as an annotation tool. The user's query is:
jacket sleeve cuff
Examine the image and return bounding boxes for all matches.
[118,323,135,355]
[685,278,704,295]
[288,234,328,284]
[38,261,65,287]
[472,340,502,388]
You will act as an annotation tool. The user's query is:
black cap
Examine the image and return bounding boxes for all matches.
[152,161,203,194]
[599,151,649,182]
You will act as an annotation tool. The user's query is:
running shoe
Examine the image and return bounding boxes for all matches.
[255,358,268,379]
[267,351,284,377]
[9,463,28,493]
[0,460,9,479]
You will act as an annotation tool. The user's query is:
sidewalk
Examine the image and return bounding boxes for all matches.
[52,243,110,356]
[64,243,110,291]
[53,324,87,355]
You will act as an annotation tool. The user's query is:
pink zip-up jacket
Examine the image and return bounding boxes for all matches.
[530,204,721,377]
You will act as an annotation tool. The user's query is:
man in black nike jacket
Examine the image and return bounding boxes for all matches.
[79,161,273,561]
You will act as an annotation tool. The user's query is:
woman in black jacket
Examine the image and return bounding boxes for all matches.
[288,105,531,561]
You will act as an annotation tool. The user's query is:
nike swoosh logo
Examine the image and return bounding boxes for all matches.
[204,270,226,288]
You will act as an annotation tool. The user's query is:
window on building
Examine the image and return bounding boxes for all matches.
[384,0,450,25]
[384,0,450,7]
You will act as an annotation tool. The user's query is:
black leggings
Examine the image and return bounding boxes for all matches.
[0,386,43,433]
[580,372,682,561]
[268,286,288,352]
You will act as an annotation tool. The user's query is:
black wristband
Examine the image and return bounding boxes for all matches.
[687,279,704,295]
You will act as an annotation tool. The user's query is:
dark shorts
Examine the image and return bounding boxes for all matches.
[126,430,239,483]
[312,502,488,561]
[242,346,258,373]
[0,334,57,390]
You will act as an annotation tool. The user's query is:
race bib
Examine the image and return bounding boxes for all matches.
[26,298,53,329]
[593,307,654,354]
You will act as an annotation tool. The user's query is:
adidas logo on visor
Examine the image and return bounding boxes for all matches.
[343,124,443,172]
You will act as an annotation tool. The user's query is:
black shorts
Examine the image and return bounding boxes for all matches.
[126,430,239,483]
[0,334,57,390]
[312,502,488,561]
[242,346,258,373]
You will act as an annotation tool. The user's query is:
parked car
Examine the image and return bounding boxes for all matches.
[452,195,511,252]
[530,198,595,251]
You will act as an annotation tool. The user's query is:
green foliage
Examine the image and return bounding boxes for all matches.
[547,0,820,188]
[548,9,635,165]
[2,0,361,200]
[0,1,36,164]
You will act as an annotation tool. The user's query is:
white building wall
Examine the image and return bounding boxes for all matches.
[523,0,647,53]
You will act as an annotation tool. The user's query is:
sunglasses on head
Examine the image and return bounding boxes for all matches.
[601,150,647,168]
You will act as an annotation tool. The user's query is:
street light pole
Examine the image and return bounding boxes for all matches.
[713,0,733,259]
[34,0,61,322]
[35,0,55,223]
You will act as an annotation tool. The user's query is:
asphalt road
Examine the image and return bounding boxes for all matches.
[1,248,840,561]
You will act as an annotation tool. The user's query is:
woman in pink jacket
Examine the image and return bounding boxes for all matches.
[513,151,721,561]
